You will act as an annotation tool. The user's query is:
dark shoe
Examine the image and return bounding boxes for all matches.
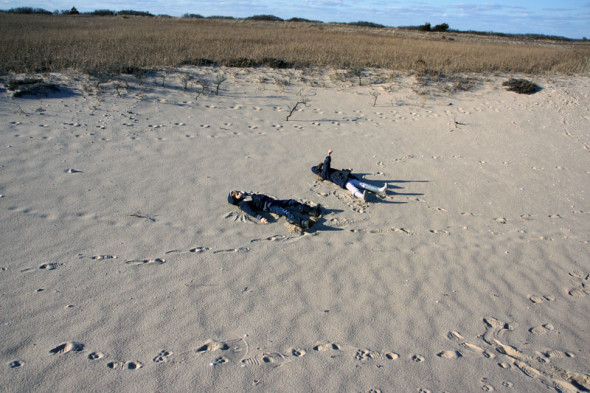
[300,219,312,229]
[310,204,322,217]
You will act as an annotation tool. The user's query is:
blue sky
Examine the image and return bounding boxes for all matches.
[2,0,589,38]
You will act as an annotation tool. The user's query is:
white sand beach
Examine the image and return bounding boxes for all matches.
[1,67,589,392]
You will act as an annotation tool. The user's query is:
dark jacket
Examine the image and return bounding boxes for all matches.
[311,155,356,189]
[228,191,272,219]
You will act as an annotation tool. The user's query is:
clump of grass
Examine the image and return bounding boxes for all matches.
[6,77,61,97]
[502,78,540,94]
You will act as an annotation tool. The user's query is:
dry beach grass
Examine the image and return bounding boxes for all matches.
[1,13,589,75]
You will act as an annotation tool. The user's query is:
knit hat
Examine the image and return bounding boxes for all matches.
[228,191,237,205]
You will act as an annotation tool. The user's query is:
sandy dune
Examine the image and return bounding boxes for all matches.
[1,67,589,392]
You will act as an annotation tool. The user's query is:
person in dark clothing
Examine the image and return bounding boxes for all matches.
[311,149,387,201]
[227,190,321,228]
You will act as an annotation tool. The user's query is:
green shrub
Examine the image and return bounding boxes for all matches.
[348,21,385,28]
[246,15,283,22]
[90,9,116,16]
[433,23,449,32]
[419,23,431,31]
[7,7,52,14]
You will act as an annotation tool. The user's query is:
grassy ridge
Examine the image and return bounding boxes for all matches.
[1,14,589,74]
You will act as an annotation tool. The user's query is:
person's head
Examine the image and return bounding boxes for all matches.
[227,190,244,205]
[316,162,324,181]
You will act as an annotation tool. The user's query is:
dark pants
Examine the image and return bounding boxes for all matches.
[266,199,310,223]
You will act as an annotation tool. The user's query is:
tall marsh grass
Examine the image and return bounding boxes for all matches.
[1,14,589,75]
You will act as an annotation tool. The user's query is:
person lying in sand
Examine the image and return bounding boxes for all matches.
[311,149,387,201]
[227,190,321,229]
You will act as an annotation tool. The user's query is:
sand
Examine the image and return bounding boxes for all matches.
[0,67,589,392]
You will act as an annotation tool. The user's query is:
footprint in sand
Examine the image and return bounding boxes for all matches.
[260,352,287,364]
[482,316,516,345]
[289,348,306,358]
[437,350,462,359]
[567,287,588,297]
[125,258,166,265]
[543,350,575,360]
[480,378,495,392]
[39,263,62,270]
[411,354,425,363]
[568,271,588,279]
[242,347,307,367]
[250,235,289,243]
[477,317,590,392]
[529,324,555,335]
[528,295,555,304]
[212,356,228,365]
[165,246,210,255]
[313,342,342,352]
[88,352,105,360]
[8,360,25,368]
[91,255,117,260]
[392,227,413,235]
[153,350,173,363]
[107,361,143,370]
[458,342,495,359]
[355,349,399,361]
[50,342,85,355]
[566,271,589,297]
[447,331,465,341]
[212,247,250,254]
[196,338,247,365]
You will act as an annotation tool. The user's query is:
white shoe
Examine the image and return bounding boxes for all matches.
[378,184,387,195]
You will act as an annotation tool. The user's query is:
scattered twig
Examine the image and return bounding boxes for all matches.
[214,74,227,95]
[129,211,156,222]
[286,98,310,121]
[369,91,380,107]
[160,70,167,87]
[195,80,208,101]
[181,72,192,92]
[113,83,122,97]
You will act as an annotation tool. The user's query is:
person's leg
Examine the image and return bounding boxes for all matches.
[348,178,387,195]
[268,203,296,222]
[267,202,311,228]
[345,180,366,201]
[275,199,321,217]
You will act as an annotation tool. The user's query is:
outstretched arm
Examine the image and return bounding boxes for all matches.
[238,201,267,223]
[321,154,331,179]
